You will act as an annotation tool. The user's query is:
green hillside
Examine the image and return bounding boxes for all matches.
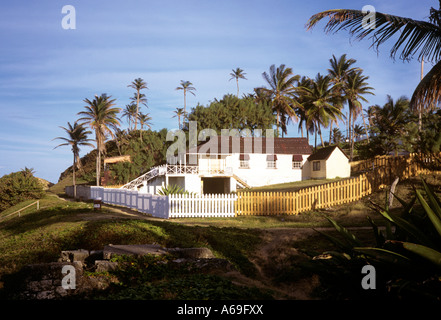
[56,128,170,187]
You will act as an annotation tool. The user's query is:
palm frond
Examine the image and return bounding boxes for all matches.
[306,9,441,63]
[410,59,441,110]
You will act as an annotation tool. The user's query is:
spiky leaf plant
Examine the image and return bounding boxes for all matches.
[310,177,441,300]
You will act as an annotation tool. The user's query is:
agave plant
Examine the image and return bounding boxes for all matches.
[157,184,188,196]
[311,177,441,300]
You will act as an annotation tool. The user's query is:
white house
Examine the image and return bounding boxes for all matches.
[122,136,314,194]
[306,145,351,179]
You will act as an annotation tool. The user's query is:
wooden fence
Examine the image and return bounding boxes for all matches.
[236,175,371,216]
[65,153,441,218]
[0,200,40,221]
[236,153,441,216]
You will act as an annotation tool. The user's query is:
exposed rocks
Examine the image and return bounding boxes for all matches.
[102,244,168,259]
[5,261,86,299]
[4,244,229,300]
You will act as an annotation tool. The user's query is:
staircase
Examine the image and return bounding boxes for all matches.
[120,165,167,190]
[121,164,251,191]
[232,174,250,189]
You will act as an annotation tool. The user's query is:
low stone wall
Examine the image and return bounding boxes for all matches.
[5,262,86,299]
[2,244,230,300]
[64,185,91,200]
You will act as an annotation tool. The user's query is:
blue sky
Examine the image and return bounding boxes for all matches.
[0,0,435,183]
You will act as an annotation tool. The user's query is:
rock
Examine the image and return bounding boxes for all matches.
[103,244,168,259]
[59,249,89,263]
[95,260,119,273]
[6,262,84,299]
[3,244,222,299]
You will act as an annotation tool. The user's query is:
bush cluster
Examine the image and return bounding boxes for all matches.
[0,170,45,212]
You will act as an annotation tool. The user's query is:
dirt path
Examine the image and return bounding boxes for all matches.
[213,228,323,300]
[248,228,321,299]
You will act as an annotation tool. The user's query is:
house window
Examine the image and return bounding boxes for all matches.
[239,154,250,169]
[292,155,303,169]
[313,161,321,171]
[266,155,277,169]
[240,160,250,169]
[292,161,302,169]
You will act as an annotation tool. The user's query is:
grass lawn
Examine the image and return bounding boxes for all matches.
[238,177,345,193]
[1,175,438,300]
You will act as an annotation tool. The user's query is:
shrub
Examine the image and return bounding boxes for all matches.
[309,177,441,300]
[0,169,45,212]
[157,184,188,196]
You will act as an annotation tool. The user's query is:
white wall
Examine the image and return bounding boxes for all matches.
[325,149,351,179]
[139,176,165,195]
[229,153,307,187]
[183,175,202,194]
[90,186,170,219]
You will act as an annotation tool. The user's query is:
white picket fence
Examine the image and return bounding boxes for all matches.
[66,186,236,219]
[168,193,237,218]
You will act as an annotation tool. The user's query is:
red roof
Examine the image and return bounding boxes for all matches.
[307,145,349,161]
[188,137,313,155]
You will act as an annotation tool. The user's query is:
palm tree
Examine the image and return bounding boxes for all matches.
[296,76,315,140]
[297,73,344,148]
[258,64,301,137]
[364,105,380,138]
[138,112,152,143]
[20,167,36,178]
[78,94,121,186]
[306,3,441,127]
[327,54,360,142]
[345,71,374,160]
[328,54,360,83]
[176,80,196,124]
[331,127,344,145]
[122,103,137,131]
[172,107,186,129]
[372,95,412,155]
[229,67,247,97]
[113,128,128,156]
[129,92,148,112]
[353,124,365,142]
[128,78,148,130]
[53,121,94,198]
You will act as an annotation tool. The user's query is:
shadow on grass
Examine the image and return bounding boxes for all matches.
[0,207,263,280]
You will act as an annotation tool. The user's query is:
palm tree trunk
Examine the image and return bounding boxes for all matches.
[329,121,333,145]
[135,90,140,131]
[348,108,353,161]
[350,121,355,161]
[319,126,324,147]
[361,111,370,143]
[236,78,239,97]
[314,123,318,150]
[116,137,122,156]
[73,153,77,199]
[418,57,424,132]
[96,138,101,186]
[184,90,187,123]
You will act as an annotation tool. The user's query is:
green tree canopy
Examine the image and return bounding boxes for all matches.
[0,170,45,212]
[186,94,275,136]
